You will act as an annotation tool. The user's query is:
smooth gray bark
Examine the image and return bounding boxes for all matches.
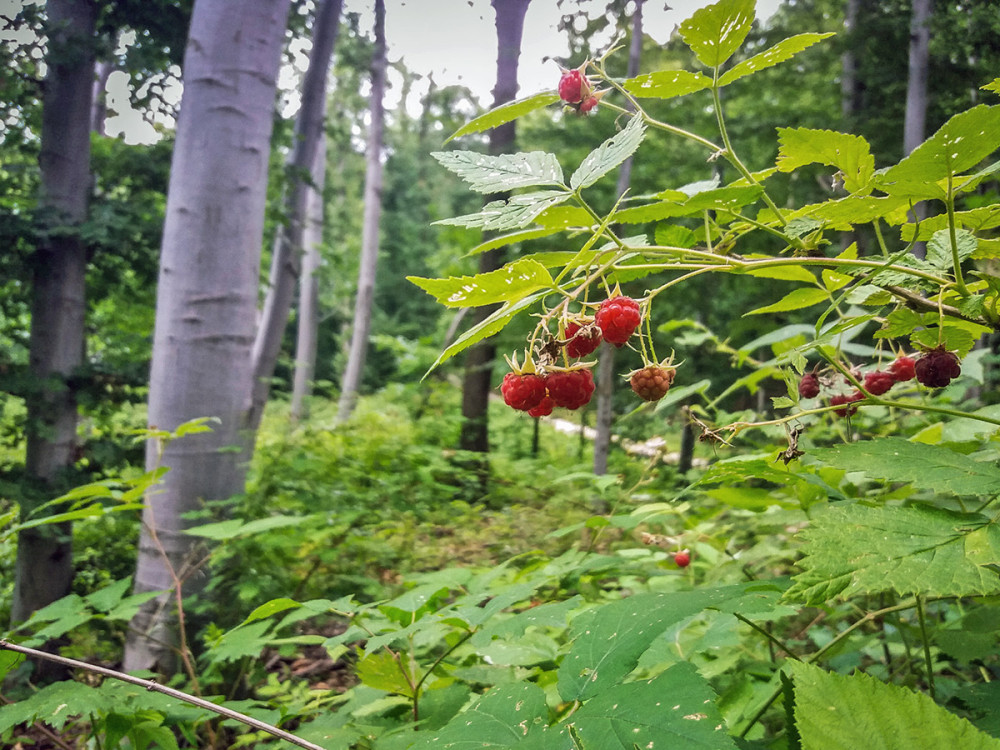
[904,0,932,259]
[250,0,343,432]
[336,0,387,422]
[125,0,292,674]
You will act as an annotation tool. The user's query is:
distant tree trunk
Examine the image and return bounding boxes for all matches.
[92,58,113,136]
[840,0,862,127]
[10,1,95,670]
[458,0,531,454]
[336,0,387,422]
[290,133,327,424]
[249,0,342,432]
[904,0,932,258]
[124,0,292,674]
[594,0,643,476]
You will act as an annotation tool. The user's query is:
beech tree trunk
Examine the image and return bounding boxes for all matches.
[904,0,932,259]
[249,0,342,432]
[124,0,292,674]
[458,0,531,454]
[336,0,387,422]
[10,0,96,649]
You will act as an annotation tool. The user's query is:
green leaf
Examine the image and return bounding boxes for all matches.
[791,662,1000,750]
[243,597,301,625]
[786,504,1000,604]
[747,288,828,316]
[0,680,115,732]
[720,33,834,86]
[789,195,910,228]
[741,263,816,283]
[983,77,1000,95]
[466,227,561,256]
[654,223,698,248]
[431,150,564,194]
[571,115,646,191]
[446,92,561,142]
[435,191,571,231]
[926,228,978,269]
[0,649,24,682]
[623,69,713,99]
[408,259,552,309]
[185,514,305,540]
[901,205,1000,241]
[680,0,756,69]
[85,577,132,613]
[356,651,414,697]
[776,128,874,194]
[877,105,1000,198]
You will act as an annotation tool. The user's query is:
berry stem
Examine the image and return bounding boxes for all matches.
[945,177,971,297]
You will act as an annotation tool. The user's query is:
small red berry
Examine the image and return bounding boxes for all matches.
[914,347,961,388]
[578,95,600,113]
[863,371,895,396]
[558,67,591,104]
[798,373,820,399]
[595,296,641,347]
[888,355,916,382]
[501,372,546,411]
[527,396,555,418]
[564,321,602,358]
[546,368,595,410]
[830,390,864,417]
[674,551,691,568]
[630,365,675,402]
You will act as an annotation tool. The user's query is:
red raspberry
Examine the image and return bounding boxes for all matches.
[798,373,820,399]
[674,551,691,568]
[830,390,864,417]
[564,321,602,358]
[558,67,590,104]
[501,372,546,411]
[578,95,600,113]
[595,296,641,347]
[527,396,554,418]
[914,347,962,388]
[863,371,895,396]
[545,369,595,410]
[630,365,675,402]
[888,355,916,382]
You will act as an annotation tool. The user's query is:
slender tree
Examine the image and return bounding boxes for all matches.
[125,0,292,674]
[904,0,932,259]
[336,0,387,422]
[458,0,532,454]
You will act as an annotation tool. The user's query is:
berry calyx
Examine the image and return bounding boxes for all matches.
[863,370,895,396]
[595,295,642,347]
[558,65,591,104]
[674,551,691,568]
[629,364,675,402]
[564,320,602,358]
[798,373,820,399]
[914,347,961,388]
[888,354,916,382]
[501,372,546,412]
[546,368,595,410]
[830,391,864,417]
[527,396,555,418]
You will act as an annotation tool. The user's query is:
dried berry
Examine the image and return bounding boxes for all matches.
[630,365,675,402]
[798,373,820,399]
[914,347,961,388]
[863,371,896,396]
[595,296,642,347]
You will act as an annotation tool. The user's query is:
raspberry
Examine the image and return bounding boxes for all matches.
[798,373,820,399]
[630,365,675,402]
[830,390,864,417]
[674,551,691,568]
[558,67,590,104]
[546,368,595,410]
[595,296,641,347]
[578,95,600,113]
[863,371,895,396]
[914,347,961,388]
[564,321,602,358]
[501,372,546,411]
[888,355,916,382]
[527,396,554,418]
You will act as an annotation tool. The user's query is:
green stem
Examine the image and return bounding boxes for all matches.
[945,177,970,297]
[916,596,937,701]
[734,612,798,660]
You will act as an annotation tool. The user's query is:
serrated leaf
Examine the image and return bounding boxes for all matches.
[571,116,646,191]
[983,77,1000,95]
[446,92,561,142]
[784,217,823,239]
[776,128,875,194]
[720,33,834,86]
[185,514,305,540]
[741,264,816,283]
[901,205,1000,241]
[791,195,910,228]
[787,504,1000,603]
[747,287,828,316]
[432,150,564,194]
[623,69,713,99]
[466,227,561,256]
[680,0,756,69]
[243,598,301,625]
[792,662,1000,750]
[654,223,698,248]
[615,185,762,224]
[926,228,978,269]
[821,269,852,291]
[408,259,552,308]
[356,651,415,697]
[436,190,571,231]
[0,680,115,732]
[877,105,1000,198]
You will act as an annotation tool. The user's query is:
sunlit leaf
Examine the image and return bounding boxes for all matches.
[408,259,552,308]
[435,191,571,231]
[623,69,713,99]
[747,288,828,316]
[679,0,756,69]
[720,33,834,86]
[431,150,564,194]
[571,115,646,191]
[777,128,875,194]
[446,91,561,142]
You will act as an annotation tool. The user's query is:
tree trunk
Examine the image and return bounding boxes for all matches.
[124,0,292,674]
[840,0,862,126]
[457,0,531,454]
[904,0,932,259]
[249,0,342,432]
[594,0,643,476]
[336,0,387,422]
[10,0,96,666]
[290,133,327,424]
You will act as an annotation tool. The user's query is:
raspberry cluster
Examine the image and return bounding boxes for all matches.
[502,368,595,417]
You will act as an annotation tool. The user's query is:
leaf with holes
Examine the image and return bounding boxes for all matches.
[408,259,552,309]
[623,69,713,99]
[777,128,875,194]
[720,32,834,86]
[432,150,565,194]
[680,0,756,69]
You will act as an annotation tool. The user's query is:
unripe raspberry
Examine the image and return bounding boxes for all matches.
[914,347,961,388]
[630,365,675,402]
[595,296,641,347]
[546,368,595,410]
[863,371,895,396]
[501,372,546,411]
[798,373,820,399]
[888,355,916,382]
[564,321,602,358]
[558,67,591,104]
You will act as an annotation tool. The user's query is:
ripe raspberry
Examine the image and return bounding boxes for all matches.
[558,67,590,104]
[527,396,554,418]
[546,368,595,410]
[863,371,895,396]
[888,355,916,382]
[630,365,675,402]
[830,390,864,417]
[501,372,546,411]
[674,551,691,568]
[914,347,961,388]
[798,373,820,399]
[564,321,602,358]
[578,95,600,113]
[595,296,641,347]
